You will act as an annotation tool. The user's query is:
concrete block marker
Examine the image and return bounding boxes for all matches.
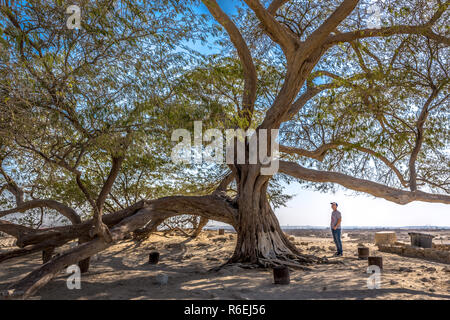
[374,232,397,245]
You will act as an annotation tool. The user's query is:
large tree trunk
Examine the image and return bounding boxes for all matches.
[229,165,319,268]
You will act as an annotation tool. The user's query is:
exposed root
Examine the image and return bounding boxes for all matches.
[1,195,238,299]
[209,261,259,273]
[257,253,324,271]
[211,252,328,272]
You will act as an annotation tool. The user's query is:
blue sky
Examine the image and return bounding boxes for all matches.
[196,0,241,16]
[196,1,449,227]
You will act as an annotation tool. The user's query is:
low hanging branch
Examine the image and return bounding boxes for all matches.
[0,199,81,225]
[326,25,450,47]
[12,200,149,249]
[279,160,450,205]
[0,239,63,263]
[1,194,238,299]
[0,219,35,239]
[243,0,300,55]
[279,142,409,187]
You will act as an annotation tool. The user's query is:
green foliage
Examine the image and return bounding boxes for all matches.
[0,0,448,227]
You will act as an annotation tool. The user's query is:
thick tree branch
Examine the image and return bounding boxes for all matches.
[0,199,81,225]
[1,194,238,299]
[190,216,209,238]
[257,1,359,130]
[267,0,290,14]
[214,172,236,193]
[13,200,147,249]
[202,0,257,125]
[244,0,300,55]
[0,219,35,239]
[89,156,125,241]
[96,157,125,210]
[259,46,325,130]
[279,160,450,204]
[0,238,66,263]
[12,195,237,249]
[408,89,439,191]
[280,141,409,187]
[301,0,359,57]
[327,26,450,46]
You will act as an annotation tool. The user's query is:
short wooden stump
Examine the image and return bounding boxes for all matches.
[42,248,55,264]
[357,247,369,260]
[273,266,290,285]
[368,256,383,270]
[149,251,160,264]
[78,258,90,273]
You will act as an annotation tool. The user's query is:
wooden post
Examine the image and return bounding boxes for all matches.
[149,251,160,264]
[78,235,91,273]
[357,247,369,260]
[218,229,225,235]
[78,258,90,273]
[273,266,290,285]
[42,247,55,264]
[368,256,383,270]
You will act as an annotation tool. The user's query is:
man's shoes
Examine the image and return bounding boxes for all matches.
[333,252,340,256]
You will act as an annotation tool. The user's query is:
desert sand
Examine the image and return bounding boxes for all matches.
[1,229,449,300]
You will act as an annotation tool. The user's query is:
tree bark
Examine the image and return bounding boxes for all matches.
[42,247,54,264]
[1,195,238,299]
[279,160,450,205]
[191,216,209,238]
[229,164,319,267]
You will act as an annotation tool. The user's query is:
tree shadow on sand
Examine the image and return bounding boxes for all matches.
[32,262,450,300]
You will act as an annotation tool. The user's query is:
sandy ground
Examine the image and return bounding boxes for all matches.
[1,229,449,300]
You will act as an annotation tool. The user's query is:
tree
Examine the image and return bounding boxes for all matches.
[199,0,449,265]
[0,0,449,298]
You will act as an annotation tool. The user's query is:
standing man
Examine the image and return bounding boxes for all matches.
[330,202,343,256]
